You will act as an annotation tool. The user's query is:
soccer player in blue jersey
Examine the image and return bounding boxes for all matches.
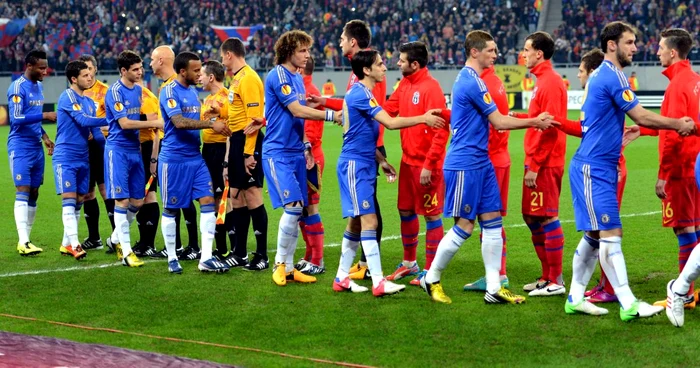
[564,21,696,320]
[158,51,233,274]
[263,30,342,286]
[104,50,163,268]
[332,49,445,296]
[7,49,56,256]
[54,61,108,261]
[420,30,556,305]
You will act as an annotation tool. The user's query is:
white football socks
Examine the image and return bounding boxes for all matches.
[360,230,383,288]
[569,235,599,303]
[336,230,360,280]
[425,226,470,284]
[599,236,635,310]
[62,199,79,247]
[27,202,37,239]
[14,192,29,244]
[161,211,178,262]
[199,204,216,262]
[481,226,503,294]
[673,244,700,295]
[276,207,302,273]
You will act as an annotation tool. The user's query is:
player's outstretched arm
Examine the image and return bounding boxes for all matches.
[287,100,342,124]
[488,111,557,131]
[553,115,583,137]
[374,109,445,130]
[117,116,163,130]
[170,114,229,135]
[626,105,695,135]
[308,95,343,111]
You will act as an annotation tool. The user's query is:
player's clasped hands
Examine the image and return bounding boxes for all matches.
[422,109,446,129]
[677,116,696,136]
[243,117,266,135]
[534,112,558,130]
[211,119,232,137]
[622,125,641,146]
[332,109,343,125]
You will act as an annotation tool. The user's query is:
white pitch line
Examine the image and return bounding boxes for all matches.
[0,211,661,278]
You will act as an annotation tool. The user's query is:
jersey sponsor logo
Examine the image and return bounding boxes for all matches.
[412,91,420,105]
[281,85,292,96]
[72,103,81,111]
[482,92,492,104]
[11,95,21,104]
[369,98,379,108]
[622,89,634,102]
[182,106,199,113]
[114,102,124,112]
[167,99,177,108]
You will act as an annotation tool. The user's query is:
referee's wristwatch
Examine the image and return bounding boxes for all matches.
[222,161,228,168]
[150,158,157,164]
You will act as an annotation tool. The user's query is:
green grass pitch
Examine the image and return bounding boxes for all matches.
[0,110,697,367]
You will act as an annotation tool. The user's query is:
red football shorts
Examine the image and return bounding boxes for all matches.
[521,166,563,217]
[307,147,325,206]
[397,161,444,216]
[494,165,510,216]
[661,177,700,228]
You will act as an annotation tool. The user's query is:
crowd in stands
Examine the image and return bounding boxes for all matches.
[555,0,700,64]
[1,0,536,73]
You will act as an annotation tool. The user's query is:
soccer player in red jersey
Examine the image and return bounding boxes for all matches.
[551,48,620,303]
[295,55,327,275]
[512,32,568,296]
[463,63,512,291]
[377,41,448,286]
[309,20,392,280]
[623,29,700,314]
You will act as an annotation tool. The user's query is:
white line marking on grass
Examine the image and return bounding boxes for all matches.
[0,211,660,277]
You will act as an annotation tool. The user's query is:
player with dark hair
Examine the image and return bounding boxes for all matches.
[511,31,569,297]
[158,51,232,274]
[308,20,391,280]
[54,61,107,260]
[379,41,449,286]
[421,30,555,305]
[78,54,112,251]
[199,59,230,259]
[104,50,163,267]
[333,49,445,296]
[564,21,696,320]
[149,45,199,259]
[220,37,269,271]
[7,49,56,256]
[296,54,328,275]
[264,30,341,286]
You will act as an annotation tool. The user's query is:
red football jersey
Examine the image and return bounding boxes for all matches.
[303,74,324,151]
[521,60,568,172]
[481,67,511,168]
[382,67,448,170]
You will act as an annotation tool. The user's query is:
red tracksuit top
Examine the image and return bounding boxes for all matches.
[481,67,511,168]
[639,60,700,180]
[382,67,448,171]
[303,74,324,151]
[515,60,567,172]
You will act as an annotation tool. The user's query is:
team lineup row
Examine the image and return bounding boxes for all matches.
[7,19,700,327]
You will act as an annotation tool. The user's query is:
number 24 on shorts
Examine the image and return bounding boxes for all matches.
[424,193,438,207]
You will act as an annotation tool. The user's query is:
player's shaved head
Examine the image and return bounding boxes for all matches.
[152,45,175,60]
[660,28,693,60]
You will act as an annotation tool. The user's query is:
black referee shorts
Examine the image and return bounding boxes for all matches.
[228,131,264,190]
[202,142,227,195]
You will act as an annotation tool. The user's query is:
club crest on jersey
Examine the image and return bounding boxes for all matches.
[369,98,379,108]
[114,102,124,112]
[11,95,21,104]
[72,103,81,111]
[412,91,420,105]
[281,85,292,96]
[601,214,610,224]
[482,92,492,104]
[167,99,177,108]
[362,200,370,209]
[622,89,634,102]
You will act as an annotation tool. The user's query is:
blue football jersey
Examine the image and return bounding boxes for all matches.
[443,66,498,170]
[54,88,106,161]
[262,65,306,157]
[7,75,45,148]
[340,83,381,162]
[105,79,142,152]
[574,60,639,166]
[159,80,203,162]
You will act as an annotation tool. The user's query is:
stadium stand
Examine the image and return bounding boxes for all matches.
[1,0,535,72]
[554,0,700,64]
